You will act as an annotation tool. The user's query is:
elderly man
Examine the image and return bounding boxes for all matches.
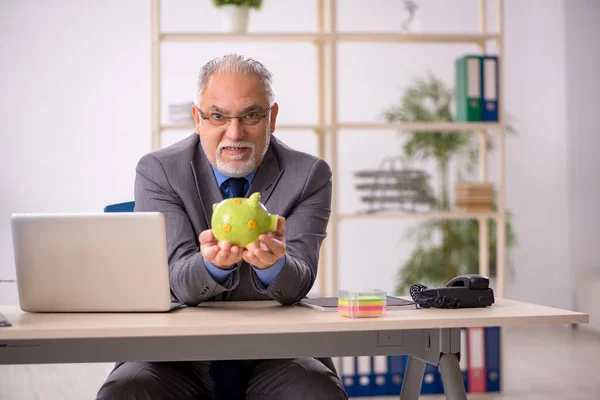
[96,54,347,399]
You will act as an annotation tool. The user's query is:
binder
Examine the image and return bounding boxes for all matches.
[340,357,357,396]
[421,363,443,394]
[481,55,499,121]
[485,326,501,392]
[371,356,388,396]
[387,355,406,395]
[354,356,371,396]
[455,55,482,121]
[460,328,469,391]
[467,327,487,393]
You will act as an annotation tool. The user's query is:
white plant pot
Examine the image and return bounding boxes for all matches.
[218,5,250,33]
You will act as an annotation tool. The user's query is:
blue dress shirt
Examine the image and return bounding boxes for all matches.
[203,167,286,288]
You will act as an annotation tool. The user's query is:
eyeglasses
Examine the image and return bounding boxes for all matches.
[197,105,273,127]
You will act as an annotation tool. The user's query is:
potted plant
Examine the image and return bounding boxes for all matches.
[211,0,263,33]
[381,72,518,294]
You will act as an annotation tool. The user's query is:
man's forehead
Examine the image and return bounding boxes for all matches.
[201,74,269,111]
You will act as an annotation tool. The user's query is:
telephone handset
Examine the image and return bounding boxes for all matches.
[410,274,495,309]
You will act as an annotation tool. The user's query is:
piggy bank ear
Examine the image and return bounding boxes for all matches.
[249,192,260,206]
[212,203,217,211]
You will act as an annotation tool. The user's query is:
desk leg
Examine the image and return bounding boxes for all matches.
[438,354,467,400]
[399,356,426,400]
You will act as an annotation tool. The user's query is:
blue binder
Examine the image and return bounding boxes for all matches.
[370,356,388,396]
[387,355,406,395]
[481,55,499,121]
[353,356,371,397]
[421,363,443,394]
[484,326,501,391]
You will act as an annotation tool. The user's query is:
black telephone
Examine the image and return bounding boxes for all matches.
[409,274,495,309]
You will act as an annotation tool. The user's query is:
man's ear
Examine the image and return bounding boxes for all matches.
[269,103,279,133]
[192,106,201,134]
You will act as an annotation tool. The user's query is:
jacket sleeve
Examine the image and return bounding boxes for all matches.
[249,158,332,305]
[134,153,240,306]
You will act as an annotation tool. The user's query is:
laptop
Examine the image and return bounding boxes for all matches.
[10,212,172,312]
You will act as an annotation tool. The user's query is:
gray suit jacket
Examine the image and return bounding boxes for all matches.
[134,133,332,307]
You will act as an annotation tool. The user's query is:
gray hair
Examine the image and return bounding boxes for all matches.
[193,54,275,108]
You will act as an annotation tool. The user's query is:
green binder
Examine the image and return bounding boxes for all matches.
[455,55,482,122]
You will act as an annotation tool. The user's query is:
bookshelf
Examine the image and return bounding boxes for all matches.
[149,0,507,300]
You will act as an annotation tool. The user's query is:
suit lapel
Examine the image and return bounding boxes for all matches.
[248,143,284,206]
[190,139,223,227]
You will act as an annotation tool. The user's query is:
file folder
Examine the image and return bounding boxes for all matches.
[371,356,388,396]
[455,55,482,121]
[485,326,501,392]
[387,355,406,395]
[340,357,356,396]
[460,328,469,391]
[481,55,499,121]
[354,356,371,396]
[467,327,487,393]
[421,363,443,394]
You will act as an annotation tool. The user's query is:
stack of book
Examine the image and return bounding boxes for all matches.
[168,101,195,125]
[454,182,494,212]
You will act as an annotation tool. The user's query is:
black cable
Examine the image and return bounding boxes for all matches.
[410,283,461,309]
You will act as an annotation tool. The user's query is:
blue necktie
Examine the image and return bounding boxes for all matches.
[209,176,249,399]
[226,177,247,198]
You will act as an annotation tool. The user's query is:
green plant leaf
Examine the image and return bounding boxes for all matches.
[212,0,263,9]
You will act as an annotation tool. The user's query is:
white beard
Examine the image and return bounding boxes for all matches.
[213,134,270,178]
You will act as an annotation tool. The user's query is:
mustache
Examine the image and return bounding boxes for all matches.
[218,140,255,152]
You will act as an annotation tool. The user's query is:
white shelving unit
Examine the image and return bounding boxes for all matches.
[150,0,507,299]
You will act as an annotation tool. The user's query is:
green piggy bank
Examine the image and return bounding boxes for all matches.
[211,192,279,248]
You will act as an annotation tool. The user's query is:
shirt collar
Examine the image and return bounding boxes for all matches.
[211,166,257,188]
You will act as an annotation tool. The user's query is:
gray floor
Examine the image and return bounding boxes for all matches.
[1,324,599,399]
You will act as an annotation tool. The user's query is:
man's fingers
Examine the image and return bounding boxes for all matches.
[242,249,259,266]
[275,216,285,236]
[259,235,281,253]
[202,245,219,261]
[199,229,215,245]
[230,245,242,258]
[213,244,245,267]
[219,241,232,251]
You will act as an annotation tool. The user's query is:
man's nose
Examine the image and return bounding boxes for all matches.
[225,118,244,140]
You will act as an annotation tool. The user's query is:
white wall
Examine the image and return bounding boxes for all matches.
[0,0,151,303]
[1,0,596,310]
[502,0,572,308]
[564,0,600,326]
[565,0,600,281]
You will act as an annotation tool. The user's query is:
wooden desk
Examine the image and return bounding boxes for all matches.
[0,299,588,400]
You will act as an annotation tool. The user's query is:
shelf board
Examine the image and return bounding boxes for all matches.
[160,32,322,42]
[337,32,501,44]
[158,32,500,44]
[338,122,502,131]
[338,211,498,221]
[160,123,321,131]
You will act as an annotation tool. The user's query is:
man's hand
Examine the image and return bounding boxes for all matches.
[243,216,286,269]
[199,229,243,269]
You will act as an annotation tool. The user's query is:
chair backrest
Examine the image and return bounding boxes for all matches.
[104,201,135,213]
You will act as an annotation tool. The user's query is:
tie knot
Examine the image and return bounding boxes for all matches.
[226,177,247,198]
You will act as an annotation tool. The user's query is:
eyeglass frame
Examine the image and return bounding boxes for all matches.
[195,105,274,127]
